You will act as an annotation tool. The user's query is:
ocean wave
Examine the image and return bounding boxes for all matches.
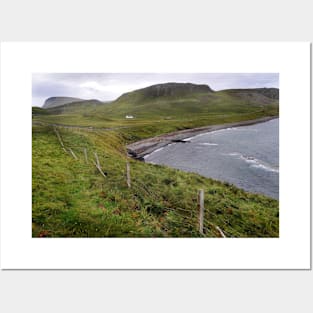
[198,143,218,146]
[184,128,234,141]
[250,163,279,173]
[144,147,165,159]
[183,137,193,141]
[227,152,241,156]
[207,127,235,135]
[226,152,279,173]
[184,125,259,142]
[232,128,258,132]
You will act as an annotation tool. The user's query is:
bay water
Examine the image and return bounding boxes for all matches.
[144,118,279,199]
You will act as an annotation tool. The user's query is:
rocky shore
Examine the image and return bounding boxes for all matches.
[127,116,277,160]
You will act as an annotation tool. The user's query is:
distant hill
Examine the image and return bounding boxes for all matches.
[105,83,279,118]
[116,82,213,102]
[223,88,279,100]
[46,99,108,114]
[38,83,279,120]
[43,97,85,108]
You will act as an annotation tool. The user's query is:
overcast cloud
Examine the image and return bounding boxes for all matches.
[32,73,279,107]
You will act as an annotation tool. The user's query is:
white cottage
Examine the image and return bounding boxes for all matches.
[125,115,134,119]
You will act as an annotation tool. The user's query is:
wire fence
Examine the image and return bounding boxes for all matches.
[51,126,240,238]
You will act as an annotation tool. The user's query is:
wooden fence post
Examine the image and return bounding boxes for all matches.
[198,189,204,235]
[94,152,100,168]
[126,161,131,188]
[84,148,88,163]
[93,152,106,178]
[53,127,66,152]
[215,225,226,238]
[68,148,78,160]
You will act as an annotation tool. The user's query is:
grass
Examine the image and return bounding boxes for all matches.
[32,85,279,237]
[32,122,279,238]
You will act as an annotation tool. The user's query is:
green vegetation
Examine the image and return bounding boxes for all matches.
[32,84,279,237]
[32,106,50,115]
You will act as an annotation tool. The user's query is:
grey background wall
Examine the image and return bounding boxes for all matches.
[0,0,312,312]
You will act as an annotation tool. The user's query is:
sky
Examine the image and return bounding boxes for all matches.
[32,73,279,107]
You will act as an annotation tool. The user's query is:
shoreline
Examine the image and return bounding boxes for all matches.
[127,116,278,160]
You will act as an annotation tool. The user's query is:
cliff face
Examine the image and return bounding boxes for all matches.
[117,82,214,101]
[43,97,84,108]
[140,83,214,98]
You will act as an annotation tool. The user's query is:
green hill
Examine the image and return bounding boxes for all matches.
[102,83,279,119]
[46,99,109,115]
[43,96,85,108]
[32,82,279,238]
[38,83,279,121]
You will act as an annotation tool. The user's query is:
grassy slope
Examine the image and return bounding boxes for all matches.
[32,125,278,238]
[32,88,279,237]
[33,91,278,142]
[106,89,278,117]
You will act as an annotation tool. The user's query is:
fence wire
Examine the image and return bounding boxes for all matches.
[52,126,247,237]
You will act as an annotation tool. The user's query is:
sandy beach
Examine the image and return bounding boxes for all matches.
[127,116,278,160]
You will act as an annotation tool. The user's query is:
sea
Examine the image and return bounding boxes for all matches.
[144,118,279,199]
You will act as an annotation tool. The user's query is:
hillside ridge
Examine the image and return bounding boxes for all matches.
[116,82,213,101]
[43,96,85,108]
